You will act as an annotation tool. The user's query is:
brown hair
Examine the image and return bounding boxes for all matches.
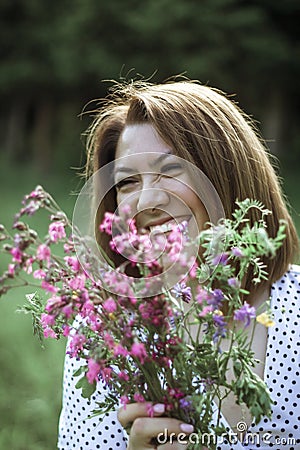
[85,79,299,296]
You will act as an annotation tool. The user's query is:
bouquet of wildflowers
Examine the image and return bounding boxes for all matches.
[0,186,286,449]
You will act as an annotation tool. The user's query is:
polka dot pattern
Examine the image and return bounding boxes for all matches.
[216,265,300,449]
[58,266,300,449]
[57,352,128,449]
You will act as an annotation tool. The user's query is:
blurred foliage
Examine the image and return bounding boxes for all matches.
[0,0,300,171]
[0,166,78,450]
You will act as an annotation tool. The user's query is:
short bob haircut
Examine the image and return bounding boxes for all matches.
[85,79,299,300]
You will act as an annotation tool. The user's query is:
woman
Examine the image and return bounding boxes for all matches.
[58,80,299,449]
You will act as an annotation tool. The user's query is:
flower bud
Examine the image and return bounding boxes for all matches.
[13,221,27,231]
[29,229,38,240]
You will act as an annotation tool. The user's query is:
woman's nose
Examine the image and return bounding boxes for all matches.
[136,185,170,213]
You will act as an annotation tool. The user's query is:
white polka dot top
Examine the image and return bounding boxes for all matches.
[58,265,300,450]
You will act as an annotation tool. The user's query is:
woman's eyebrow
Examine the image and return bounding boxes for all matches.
[150,151,173,167]
[113,152,173,177]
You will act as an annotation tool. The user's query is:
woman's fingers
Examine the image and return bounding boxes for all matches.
[118,402,194,449]
[158,443,188,450]
[130,416,193,442]
[118,402,165,428]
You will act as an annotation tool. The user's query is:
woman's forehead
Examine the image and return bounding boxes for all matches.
[115,123,173,158]
[114,123,175,174]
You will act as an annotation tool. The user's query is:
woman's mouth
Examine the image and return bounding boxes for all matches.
[148,217,191,234]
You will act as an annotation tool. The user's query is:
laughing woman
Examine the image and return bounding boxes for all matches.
[58,79,299,450]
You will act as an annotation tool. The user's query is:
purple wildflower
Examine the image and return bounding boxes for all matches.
[213,313,226,328]
[228,277,241,289]
[207,288,224,308]
[171,282,192,303]
[234,302,256,327]
[212,253,228,266]
[179,397,192,410]
[231,247,244,258]
[212,311,227,342]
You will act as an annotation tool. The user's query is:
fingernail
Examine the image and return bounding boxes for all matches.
[180,423,194,433]
[153,403,165,413]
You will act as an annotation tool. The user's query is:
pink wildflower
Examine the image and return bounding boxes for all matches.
[146,404,155,417]
[103,333,114,348]
[63,325,71,337]
[118,371,130,381]
[33,269,46,279]
[100,367,113,384]
[113,344,129,358]
[167,226,183,244]
[86,359,101,384]
[168,387,185,399]
[40,313,55,327]
[21,200,40,216]
[28,189,39,199]
[81,300,94,317]
[24,257,34,274]
[8,264,15,276]
[63,242,73,253]
[103,297,117,313]
[45,295,64,312]
[68,274,86,290]
[10,247,22,263]
[41,280,58,293]
[86,313,101,332]
[120,396,129,408]
[68,333,87,357]
[43,326,57,339]
[36,244,51,262]
[64,256,81,272]
[199,305,213,317]
[188,260,198,278]
[62,305,74,319]
[128,218,137,234]
[49,221,66,242]
[196,287,210,304]
[120,204,131,215]
[134,393,145,403]
[131,342,147,364]
[99,212,115,235]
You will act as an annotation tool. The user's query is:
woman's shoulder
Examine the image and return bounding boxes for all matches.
[287,263,300,275]
[273,263,300,288]
[271,264,300,310]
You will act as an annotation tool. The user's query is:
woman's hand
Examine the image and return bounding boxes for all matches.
[118,402,194,449]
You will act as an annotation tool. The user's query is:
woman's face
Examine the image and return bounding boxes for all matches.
[114,123,209,238]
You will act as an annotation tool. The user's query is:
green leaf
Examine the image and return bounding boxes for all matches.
[75,375,96,399]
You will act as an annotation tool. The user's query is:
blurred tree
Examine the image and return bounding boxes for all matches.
[0,0,299,170]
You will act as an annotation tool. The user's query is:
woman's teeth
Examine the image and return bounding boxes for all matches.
[149,219,189,234]
[149,222,174,233]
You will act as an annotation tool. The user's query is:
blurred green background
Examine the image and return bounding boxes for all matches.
[0,1,299,449]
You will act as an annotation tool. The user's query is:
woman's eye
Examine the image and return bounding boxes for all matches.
[161,163,183,174]
[115,178,138,191]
